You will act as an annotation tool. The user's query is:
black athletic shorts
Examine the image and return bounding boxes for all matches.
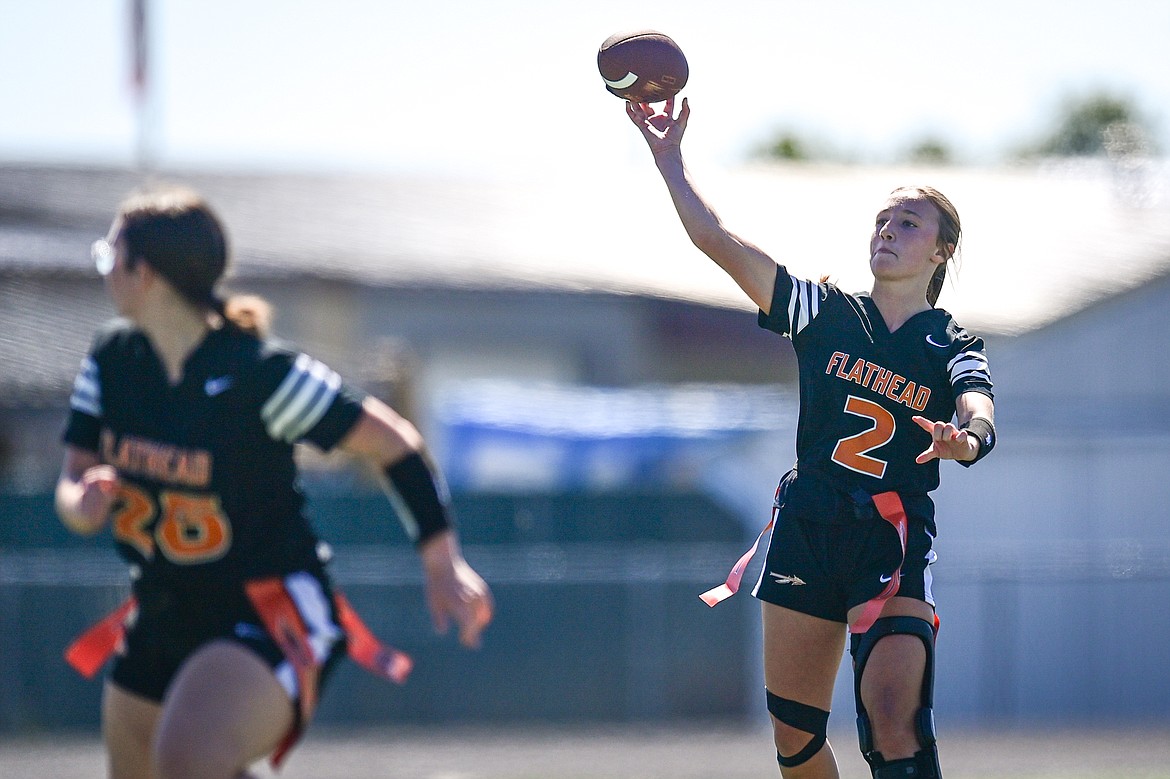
[752,469,937,623]
[111,569,346,706]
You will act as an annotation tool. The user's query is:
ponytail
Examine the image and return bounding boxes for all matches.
[223,294,273,338]
[926,263,947,307]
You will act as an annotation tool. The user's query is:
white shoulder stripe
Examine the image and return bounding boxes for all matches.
[69,357,102,417]
[785,275,800,332]
[948,350,992,386]
[787,275,821,336]
[262,353,312,428]
[261,354,342,443]
[287,369,341,441]
[796,279,811,333]
[952,369,992,385]
[947,350,988,373]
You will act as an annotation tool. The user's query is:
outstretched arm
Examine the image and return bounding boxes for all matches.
[339,396,494,648]
[627,98,778,313]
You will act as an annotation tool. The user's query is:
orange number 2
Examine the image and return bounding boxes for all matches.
[830,395,896,479]
[112,485,155,560]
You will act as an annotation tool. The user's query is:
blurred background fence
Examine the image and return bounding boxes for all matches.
[3,161,1170,737]
[0,488,758,731]
[4,397,1170,734]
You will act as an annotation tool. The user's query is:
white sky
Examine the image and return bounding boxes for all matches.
[1,0,1168,176]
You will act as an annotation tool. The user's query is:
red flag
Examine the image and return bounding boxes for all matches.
[64,597,137,679]
[335,592,413,684]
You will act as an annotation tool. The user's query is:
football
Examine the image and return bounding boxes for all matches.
[597,29,688,103]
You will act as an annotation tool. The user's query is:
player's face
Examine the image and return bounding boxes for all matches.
[868,196,946,283]
[99,220,143,318]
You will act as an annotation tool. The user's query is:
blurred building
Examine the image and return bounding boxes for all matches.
[1,160,1169,731]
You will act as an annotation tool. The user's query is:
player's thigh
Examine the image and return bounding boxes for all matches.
[103,680,163,779]
[762,601,846,709]
[155,639,294,773]
[849,596,933,724]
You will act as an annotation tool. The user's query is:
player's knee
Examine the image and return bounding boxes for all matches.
[771,718,821,766]
[850,617,941,778]
[860,668,922,752]
[766,688,830,768]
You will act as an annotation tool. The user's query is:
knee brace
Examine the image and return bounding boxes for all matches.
[765,688,829,768]
[849,616,941,778]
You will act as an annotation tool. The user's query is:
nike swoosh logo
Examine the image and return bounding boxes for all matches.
[769,573,806,586]
[925,335,948,348]
[204,375,234,396]
[603,71,639,89]
[879,574,894,583]
[234,622,267,640]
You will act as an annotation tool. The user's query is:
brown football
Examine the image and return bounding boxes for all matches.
[597,30,688,103]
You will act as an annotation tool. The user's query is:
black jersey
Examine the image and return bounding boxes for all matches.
[759,268,994,496]
[62,320,365,593]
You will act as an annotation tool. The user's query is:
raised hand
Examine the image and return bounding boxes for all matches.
[626,97,690,154]
[912,416,978,464]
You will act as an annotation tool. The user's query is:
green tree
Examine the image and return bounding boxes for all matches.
[1023,92,1155,158]
[761,131,810,161]
[903,138,953,165]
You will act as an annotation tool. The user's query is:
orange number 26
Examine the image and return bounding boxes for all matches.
[111,484,232,564]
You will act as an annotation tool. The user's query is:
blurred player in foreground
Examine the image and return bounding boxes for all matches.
[56,186,493,779]
[626,98,995,779]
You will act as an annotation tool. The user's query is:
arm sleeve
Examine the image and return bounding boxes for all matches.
[945,331,994,401]
[757,268,826,338]
[257,350,366,451]
[61,355,102,452]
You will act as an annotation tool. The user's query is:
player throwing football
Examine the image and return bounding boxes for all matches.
[57,186,493,779]
[627,98,994,779]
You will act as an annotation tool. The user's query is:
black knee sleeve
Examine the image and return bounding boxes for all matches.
[765,688,829,768]
[849,616,941,778]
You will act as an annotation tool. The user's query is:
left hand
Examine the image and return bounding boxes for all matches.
[419,531,494,649]
[912,416,978,464]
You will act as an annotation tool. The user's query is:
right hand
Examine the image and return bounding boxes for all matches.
[419,531,494,649]
[626,97,690,156]
[76,465,120,531]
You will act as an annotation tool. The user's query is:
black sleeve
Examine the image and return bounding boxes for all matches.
[62,409,102,453]
[254,347,367,452]
[61,327,114,452]
[757,268,830,339]
[944,328,994,402]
